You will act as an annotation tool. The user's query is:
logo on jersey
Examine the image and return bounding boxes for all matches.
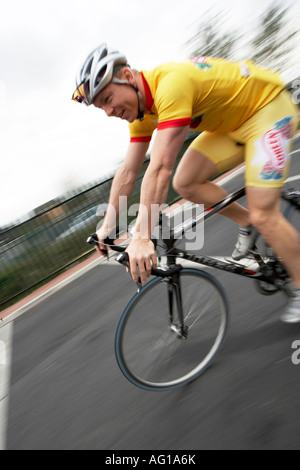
[190,57,212,71]
[259,117,293,181]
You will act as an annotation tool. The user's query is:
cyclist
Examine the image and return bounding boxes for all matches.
[72,43,300,322]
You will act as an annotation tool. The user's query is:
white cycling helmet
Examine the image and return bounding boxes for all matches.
[72,43,144,120]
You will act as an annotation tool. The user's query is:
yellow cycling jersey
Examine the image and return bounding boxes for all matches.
[129,57,285,142]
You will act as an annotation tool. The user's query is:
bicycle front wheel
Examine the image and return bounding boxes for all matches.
[115,268,229,391]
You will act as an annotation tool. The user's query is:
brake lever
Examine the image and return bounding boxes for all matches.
[86,233,109,259]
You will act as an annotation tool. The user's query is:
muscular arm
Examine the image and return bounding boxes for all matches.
[133,126,190,239]
[127,125,190,282]
[97,141,149,239]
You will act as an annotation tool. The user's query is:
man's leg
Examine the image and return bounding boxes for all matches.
[240,90,300,321]
[247,186,300,323]
[247,186,300,288]
[173,147,249,226]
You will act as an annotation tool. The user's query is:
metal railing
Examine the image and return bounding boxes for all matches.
[0,175,114,310]
[0,134,197,311]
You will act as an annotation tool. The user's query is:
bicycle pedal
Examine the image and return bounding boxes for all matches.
[224,257,246,267]
[225,255,256,265]
[247,250,259,259]
[247,248,267,267]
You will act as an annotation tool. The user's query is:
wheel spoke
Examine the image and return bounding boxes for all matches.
[115,268,229,391]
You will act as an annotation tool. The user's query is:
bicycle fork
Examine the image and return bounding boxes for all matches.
[166,273,188,339]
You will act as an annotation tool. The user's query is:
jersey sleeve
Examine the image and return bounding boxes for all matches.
[155,72,194,130]
[129,114,158,143]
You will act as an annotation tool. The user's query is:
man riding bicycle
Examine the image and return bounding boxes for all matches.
[72,43,300,323]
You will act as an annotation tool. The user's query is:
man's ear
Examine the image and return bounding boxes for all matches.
[122,67,135,84]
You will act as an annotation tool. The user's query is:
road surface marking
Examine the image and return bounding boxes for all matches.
[0,321,13,450]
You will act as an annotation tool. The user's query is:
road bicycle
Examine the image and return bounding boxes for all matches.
[87,183,300,392]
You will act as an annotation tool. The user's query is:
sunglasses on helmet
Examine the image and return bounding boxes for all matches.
[71,81,90,104]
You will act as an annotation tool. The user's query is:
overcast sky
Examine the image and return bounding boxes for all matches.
[0,0,299,226]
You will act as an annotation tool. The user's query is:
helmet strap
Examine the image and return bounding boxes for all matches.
[134,85,144,121]
[111,75,144,121]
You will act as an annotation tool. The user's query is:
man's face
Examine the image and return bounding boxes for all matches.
[92,81,138,123]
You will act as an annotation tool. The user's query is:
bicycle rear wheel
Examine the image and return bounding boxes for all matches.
[115,268,229,391]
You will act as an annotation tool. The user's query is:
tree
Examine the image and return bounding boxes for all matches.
[185,12,239,59]
[250,4,298,72]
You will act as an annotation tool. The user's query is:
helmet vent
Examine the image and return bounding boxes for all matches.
[96,65,107,85]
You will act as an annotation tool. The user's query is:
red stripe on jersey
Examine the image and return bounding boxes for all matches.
[157,118,192,130]
[130,136,152,143]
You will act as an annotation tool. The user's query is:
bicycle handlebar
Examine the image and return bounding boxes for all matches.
[86,232,182,279]
[87,232,125,255]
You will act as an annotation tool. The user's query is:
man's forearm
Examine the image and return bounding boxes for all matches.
[101,165,137,232]
[133,166,172,239]
[131,126,189,240]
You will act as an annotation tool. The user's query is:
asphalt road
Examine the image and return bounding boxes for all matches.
[2,139,300,450]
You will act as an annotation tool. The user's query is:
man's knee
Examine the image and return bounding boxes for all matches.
[172,173,181,194]
[249,209,268,230]
[249,207,279,235]
[172,173,193,198]
[173,148,218,198]
[247,187,281,233]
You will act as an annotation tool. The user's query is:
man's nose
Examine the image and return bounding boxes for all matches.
[103,105,115,117]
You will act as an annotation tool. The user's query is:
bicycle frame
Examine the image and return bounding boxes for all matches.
[88,185,300,289]
[155,186,300,289]
[88,184,300,389]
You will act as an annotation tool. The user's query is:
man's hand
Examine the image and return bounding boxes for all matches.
[95,227,112,257]
[125,238,157,284]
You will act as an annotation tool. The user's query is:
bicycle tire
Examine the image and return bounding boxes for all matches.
[115,268,229,391]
